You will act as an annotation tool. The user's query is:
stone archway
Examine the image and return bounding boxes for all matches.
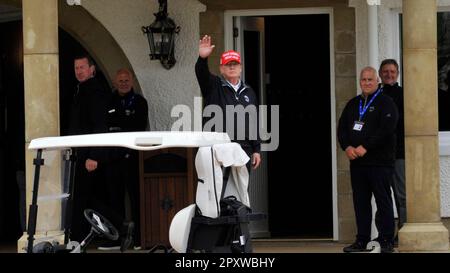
[58,0,141,92]
[0,0,143,251]
[0,0,141,91]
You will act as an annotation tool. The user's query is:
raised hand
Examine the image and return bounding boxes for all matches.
[199,35,215,58]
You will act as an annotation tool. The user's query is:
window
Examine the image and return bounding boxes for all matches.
[437,12,450,131]
[398,12,450,131]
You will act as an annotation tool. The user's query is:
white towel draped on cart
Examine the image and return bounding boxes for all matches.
[194,143,250,218]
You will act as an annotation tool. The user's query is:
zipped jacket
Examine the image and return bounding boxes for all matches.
[195,57,261,154]
[107,89,148,133]
[69,77,110,163]
[338,90,399,166]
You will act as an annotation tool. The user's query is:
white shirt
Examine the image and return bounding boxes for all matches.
[227,80,242,92]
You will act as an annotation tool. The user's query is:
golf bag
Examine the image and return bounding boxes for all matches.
[169,144,265,253]
[186,195,264,253]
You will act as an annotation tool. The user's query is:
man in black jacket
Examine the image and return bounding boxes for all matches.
[68,55,111,242]
[378,59,406,245]
[195,35,261,171]
[98,68,148,251]
[338,67,398,253]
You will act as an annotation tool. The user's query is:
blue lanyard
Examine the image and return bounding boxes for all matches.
[121,94,135,109]
[359,89,381,121]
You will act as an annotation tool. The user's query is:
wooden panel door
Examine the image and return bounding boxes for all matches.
[139,148,196,249]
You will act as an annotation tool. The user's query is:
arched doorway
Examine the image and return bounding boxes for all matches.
[0,19,111,246]
[58,1,141,92]
[0,1,137,248]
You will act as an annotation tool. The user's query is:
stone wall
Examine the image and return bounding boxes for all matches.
[82,0,206,131]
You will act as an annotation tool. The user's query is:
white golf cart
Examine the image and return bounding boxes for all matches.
[26,131,231,253]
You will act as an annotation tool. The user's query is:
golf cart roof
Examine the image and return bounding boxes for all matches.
[28,131,231,151]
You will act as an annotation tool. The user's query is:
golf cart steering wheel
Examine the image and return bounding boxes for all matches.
[84,209,119,241]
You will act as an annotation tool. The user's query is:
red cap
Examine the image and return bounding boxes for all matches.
[220,50,241,65]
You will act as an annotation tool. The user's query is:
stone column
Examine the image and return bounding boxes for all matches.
[400,0,449,252]
[18,0,63,252]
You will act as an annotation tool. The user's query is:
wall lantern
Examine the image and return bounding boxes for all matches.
[142,0,180,70]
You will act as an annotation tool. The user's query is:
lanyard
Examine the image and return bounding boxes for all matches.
[121,94,135,109]
[359,89,381,121]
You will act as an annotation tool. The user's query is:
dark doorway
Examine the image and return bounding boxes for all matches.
[0,20,109,245]
[243,30,261,102]
[0,20,24,243]
[265,14,333,238]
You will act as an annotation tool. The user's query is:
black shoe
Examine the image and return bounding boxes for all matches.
[380,240,394,253]
[120,222,134,252]
[97,241,121,251]
[133,245,142,251]
[133,238,142,250]
[343,241,368,253]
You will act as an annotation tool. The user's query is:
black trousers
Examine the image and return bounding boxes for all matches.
[105,150,140,244]
[350,165,395,243]
[70,162,122,242]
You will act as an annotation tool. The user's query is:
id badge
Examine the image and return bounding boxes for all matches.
[353,121,364,131]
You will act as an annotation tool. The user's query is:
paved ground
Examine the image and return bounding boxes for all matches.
[253,240,348,253]
[0,240,361,253]
[6,239,450,253]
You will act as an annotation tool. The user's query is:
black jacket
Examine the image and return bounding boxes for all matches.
[107,89,148,133]
[68,77,110,162]
[195,57,261,154]
[107,89,149,161]
[338,91,399,167]
[382,83,405,159]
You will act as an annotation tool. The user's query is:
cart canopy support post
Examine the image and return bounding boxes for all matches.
[26,149,44,253]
